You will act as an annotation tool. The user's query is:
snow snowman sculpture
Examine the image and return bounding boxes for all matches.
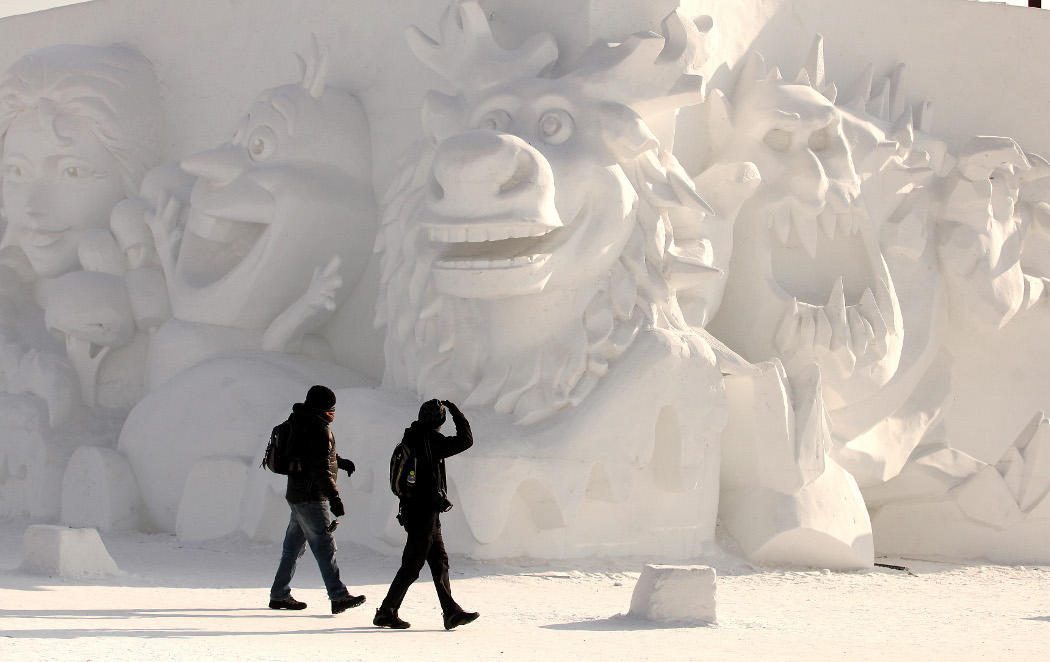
[340,2,730,559]
[0,45,162,520]
[117,45,380,538]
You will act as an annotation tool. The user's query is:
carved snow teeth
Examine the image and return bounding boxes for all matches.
[793,207,820,259]
[427,223,553,243]
[775,280,893,374]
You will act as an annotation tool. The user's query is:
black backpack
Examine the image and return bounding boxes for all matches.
[260,420,301,475]
[389,439,417,498]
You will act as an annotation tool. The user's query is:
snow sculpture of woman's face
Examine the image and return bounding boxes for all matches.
[2,113,126,278]
[0,44,162,280]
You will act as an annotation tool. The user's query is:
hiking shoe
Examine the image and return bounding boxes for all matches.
[269,597,307,610]
[443,610,479,630]
[373,607,410,629]
[331,594,366,614]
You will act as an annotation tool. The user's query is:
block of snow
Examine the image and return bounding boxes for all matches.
[22,525,120,577]
[628,564,716,625]
[61,446,142,531]
[176,457,248,542]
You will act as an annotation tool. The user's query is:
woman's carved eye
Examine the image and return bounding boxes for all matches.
[247,125,278,162]
[5,164,23,179]
[763,128,792,152]
[538,109,574,145]
[63,166,85,179]
[478,109,512,132]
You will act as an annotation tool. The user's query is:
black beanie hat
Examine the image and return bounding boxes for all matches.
[305,384,336,411]
[418,399,446,428]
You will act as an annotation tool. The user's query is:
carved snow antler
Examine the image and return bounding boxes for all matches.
[571,9,709,114]
[295,34,329,99]
[406,1,558,93]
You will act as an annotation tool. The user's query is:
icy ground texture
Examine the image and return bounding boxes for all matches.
[0,520,1048,661]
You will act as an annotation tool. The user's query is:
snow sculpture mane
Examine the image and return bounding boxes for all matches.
[377,1,716,424]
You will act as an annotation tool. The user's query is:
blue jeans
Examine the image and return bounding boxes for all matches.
[270,500,350,601]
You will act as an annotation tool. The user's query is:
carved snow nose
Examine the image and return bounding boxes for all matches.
[429,131,547,215]
[180,145,246,187]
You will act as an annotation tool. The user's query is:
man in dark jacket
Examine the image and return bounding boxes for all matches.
[373,399,479,630]
[269,385,365,614]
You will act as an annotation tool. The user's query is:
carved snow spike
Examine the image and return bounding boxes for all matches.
[887,63,905,121]
[405,0,558,93]
[803,35,826,89]
[916,100,934,134]
[844,63,874,111]
[570,9,706,112]
[891,105,915,154]
[295,34,329,99]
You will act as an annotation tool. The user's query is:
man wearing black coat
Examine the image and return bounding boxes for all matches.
[373,399,479,630]
[268,385,365,614]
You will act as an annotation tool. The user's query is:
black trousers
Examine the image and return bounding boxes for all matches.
[380,503,461,614]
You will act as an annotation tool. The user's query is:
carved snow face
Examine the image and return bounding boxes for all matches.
[2,114,125,278]
[168,85,373,329]
[711,82,903,411]
[418,78,636,300]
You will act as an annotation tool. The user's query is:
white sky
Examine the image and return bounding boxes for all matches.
[0,0,1040,18]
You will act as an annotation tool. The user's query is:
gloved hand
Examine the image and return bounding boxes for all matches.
[329,496,345,518]
[440,400,460,415]
[337,457,356,477]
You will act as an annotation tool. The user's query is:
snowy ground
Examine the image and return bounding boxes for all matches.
[1,519,1048,661]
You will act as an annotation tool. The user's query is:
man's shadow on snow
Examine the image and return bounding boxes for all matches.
[543,614,715,631]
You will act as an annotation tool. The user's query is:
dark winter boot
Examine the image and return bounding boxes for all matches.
[373,606,410,629]
[331,594,366,614]
[443,610,479,630]
[269,597,307,610]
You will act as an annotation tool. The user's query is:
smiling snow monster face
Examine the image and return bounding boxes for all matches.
[418,78,641,301]
[168,78,374,330]
[708,57,904,413]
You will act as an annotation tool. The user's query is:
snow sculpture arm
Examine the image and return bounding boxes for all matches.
[261,256,343,353]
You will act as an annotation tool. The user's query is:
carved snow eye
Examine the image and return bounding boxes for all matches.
[4,164,23,180]
[62,165,92,179]
[763,128,792,152]
[247,126,278,162]
[808,127,831,152]
[478,109,512,132]
[538,109,574,145]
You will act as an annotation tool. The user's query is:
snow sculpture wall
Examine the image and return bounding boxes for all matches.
[0,0,1045,567]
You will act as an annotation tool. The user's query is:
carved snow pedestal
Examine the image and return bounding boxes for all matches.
[339,332,725,559]
[22,525,120,577]
[720,362,872,569]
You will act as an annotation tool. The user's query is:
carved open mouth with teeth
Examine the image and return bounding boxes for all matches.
[765,203,903,408]
[422,204,582,298]
[178,211,269,288]
[428,221,567,270]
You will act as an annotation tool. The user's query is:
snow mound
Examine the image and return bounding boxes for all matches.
[628,564,717,625]
[61,446,142,531]
[22,525,120,577]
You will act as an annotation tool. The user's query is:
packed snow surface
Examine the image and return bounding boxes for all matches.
[1,520,1047,661]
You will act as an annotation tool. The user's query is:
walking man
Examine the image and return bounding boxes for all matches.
[269,385,365,614]
[374,399,479,630]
